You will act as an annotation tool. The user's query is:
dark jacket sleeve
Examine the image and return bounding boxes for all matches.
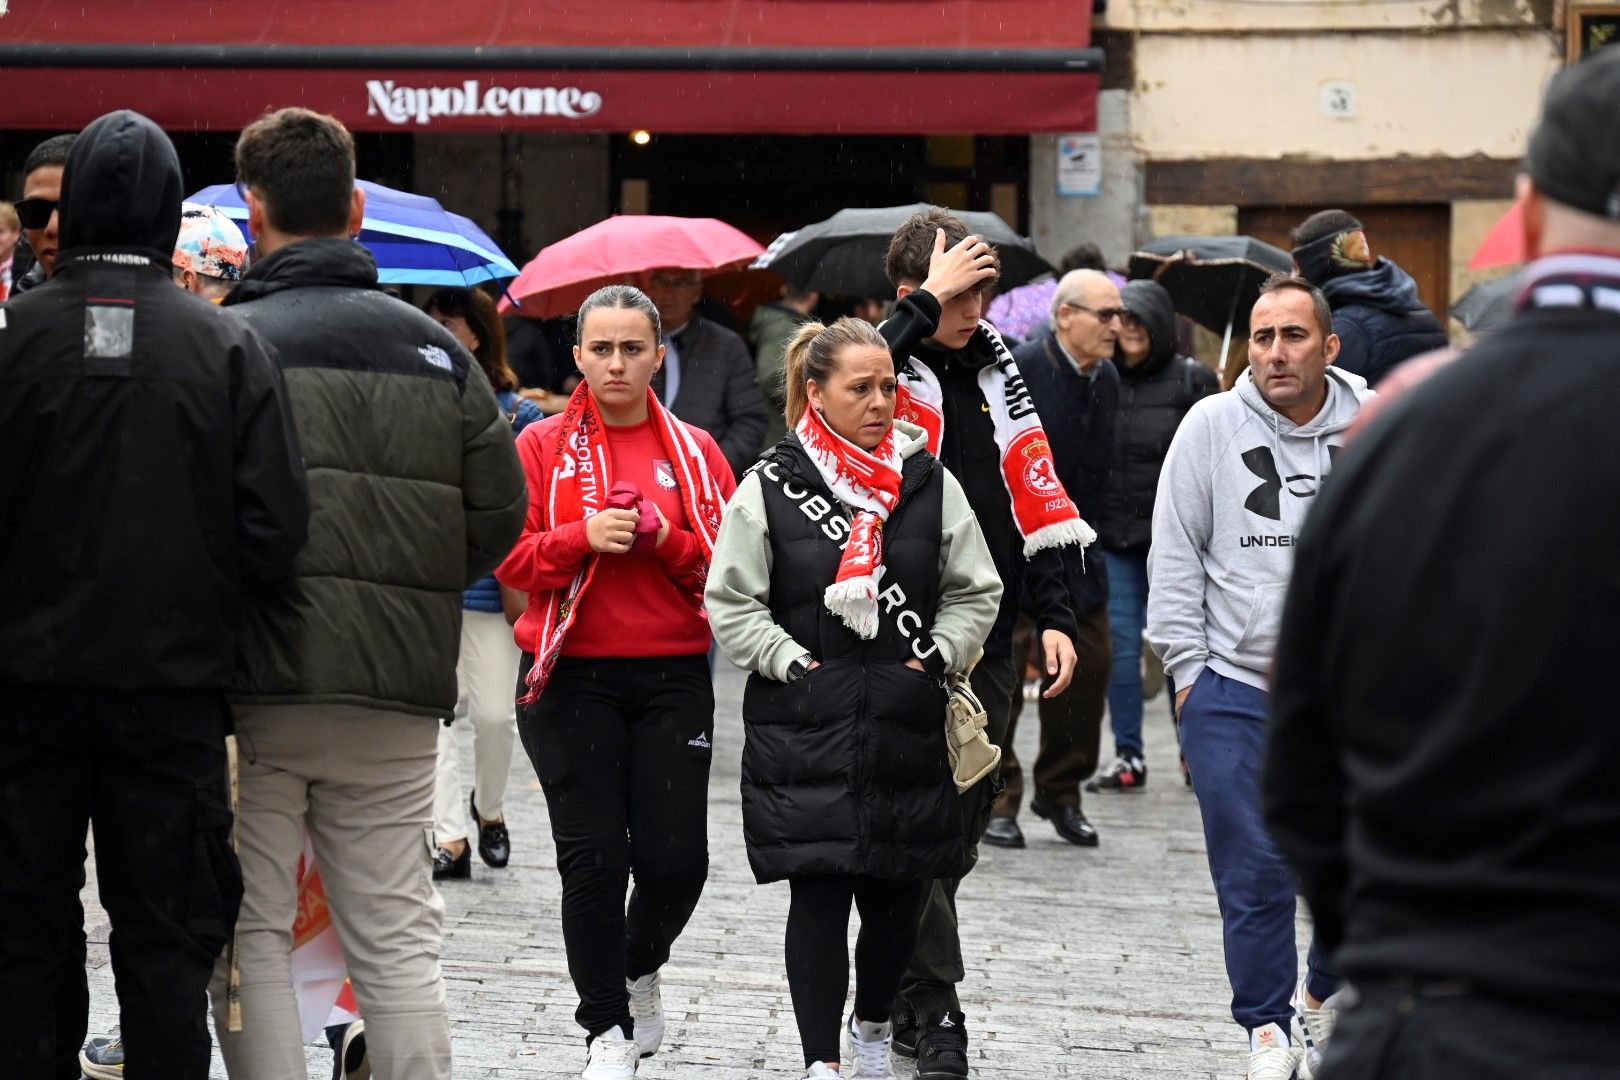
[1068,365,1116,618]
[1187,357,1220,403]
[880,290,943,360]
[1264,506,1351,956]
[1331,313,1373,383]
[1020,545,1079,643]
[231,332,310,582]
[460,360,530,585]
[716,329,769,481]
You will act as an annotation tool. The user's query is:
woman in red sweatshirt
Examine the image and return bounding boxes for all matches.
[495,285,735,1080]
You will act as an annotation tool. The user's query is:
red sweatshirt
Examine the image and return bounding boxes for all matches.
[496,412,736,658]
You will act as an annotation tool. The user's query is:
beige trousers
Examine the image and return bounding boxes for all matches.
[210,703,451,1079]
[433,609,521,844]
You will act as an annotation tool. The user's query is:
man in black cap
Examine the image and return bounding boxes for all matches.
[0,109,309,1080]
[1288,210,1447,388]
[1265,49,1620,1080]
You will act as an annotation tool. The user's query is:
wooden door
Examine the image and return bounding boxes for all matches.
[1239,204,1451,320]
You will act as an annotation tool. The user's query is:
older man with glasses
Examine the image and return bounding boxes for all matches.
[638,267,768,482]
[983,268,1124,851]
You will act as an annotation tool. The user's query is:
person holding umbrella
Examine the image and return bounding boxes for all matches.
[495,285,734,1079]
[706,314,1001,1079]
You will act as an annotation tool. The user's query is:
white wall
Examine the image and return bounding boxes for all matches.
[1131,30,1559,161]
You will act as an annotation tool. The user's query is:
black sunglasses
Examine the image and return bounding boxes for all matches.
[1062,301,1127,323]
[15,197,57,230]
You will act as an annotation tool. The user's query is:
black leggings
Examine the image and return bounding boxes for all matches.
[786,875,927,1067]
[518,653,714,1039]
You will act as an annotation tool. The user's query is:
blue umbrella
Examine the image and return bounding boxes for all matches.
[186,180,520,288]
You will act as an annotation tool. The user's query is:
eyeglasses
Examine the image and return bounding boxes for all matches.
[1062,302,1127,323]
[15,197,58,230]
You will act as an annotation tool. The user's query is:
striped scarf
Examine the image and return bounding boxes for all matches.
[520,383,724,704]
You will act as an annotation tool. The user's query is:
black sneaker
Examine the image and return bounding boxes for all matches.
[917,1010,970,1079]
[1085,753,1147,793]
[326,1019,371,1080]
[892,996,920,1058]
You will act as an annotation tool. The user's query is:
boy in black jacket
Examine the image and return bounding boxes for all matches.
[879,207,1086,1077]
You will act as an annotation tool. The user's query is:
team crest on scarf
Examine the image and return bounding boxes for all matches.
[895,320,1096,556]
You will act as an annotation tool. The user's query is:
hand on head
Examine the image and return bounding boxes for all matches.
[920,229,998,303]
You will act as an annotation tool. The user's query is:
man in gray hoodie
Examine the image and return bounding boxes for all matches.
[1147,273,1372,1080]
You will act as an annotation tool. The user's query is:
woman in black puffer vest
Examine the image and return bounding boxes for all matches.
[707,317,1000,1078]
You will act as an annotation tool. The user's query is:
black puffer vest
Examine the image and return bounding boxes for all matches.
[740,436,963,884]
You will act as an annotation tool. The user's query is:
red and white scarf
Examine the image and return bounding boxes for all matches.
[896,320,1096,555]
[795,406,905,639]
[521,383,725,704]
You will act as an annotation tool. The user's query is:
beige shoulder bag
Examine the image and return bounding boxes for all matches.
[944,648,1001,793]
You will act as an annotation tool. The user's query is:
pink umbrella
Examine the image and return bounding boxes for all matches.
[1468,199,1527,270]
[500,215,765,317]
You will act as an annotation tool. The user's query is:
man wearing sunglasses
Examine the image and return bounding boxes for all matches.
[11,133,76,296]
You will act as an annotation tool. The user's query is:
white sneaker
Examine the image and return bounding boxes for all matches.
[1291,979,1339,1080]
[582,1025,639,1079]
[802,1064,841,1078]
[627,971,664,1057]
[1247,1022,1301,1080]
[842,1015,894,1078]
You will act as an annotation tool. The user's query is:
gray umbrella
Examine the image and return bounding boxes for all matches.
[753,204,1055,297]
[1450,270,1525,335]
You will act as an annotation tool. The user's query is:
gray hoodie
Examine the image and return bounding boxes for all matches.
[1147,367,1373,692]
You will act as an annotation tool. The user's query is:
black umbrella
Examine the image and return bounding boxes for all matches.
[1128,234,1293,332]
[754,204,1055,297]
[1450,269,1524,335]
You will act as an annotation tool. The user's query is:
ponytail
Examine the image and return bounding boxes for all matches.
[782,316,888,430]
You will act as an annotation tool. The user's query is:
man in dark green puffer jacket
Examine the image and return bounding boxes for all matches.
[207,108,526,1079]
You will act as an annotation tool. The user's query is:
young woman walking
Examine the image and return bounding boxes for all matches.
[423,286,542,879]
[495,285,733,1080]
[705,317,1001,1078]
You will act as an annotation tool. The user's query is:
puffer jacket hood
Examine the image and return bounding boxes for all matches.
[1323,258,1427,315]
[1118,279,1179,377]
[59,110,182,260]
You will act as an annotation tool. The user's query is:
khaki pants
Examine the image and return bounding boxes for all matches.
[210,704,450,1079]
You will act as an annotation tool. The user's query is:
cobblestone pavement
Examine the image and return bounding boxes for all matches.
[83,659,1317,1079]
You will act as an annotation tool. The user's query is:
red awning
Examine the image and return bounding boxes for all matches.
[0,1,1099,134]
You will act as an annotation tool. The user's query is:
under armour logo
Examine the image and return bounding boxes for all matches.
[1242,447,1283,520]
[1241,445,1342,521]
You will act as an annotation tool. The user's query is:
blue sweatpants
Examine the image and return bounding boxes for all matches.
[1178,669,1339,1031]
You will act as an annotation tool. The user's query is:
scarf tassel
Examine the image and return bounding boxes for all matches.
[1020,516,1098,558]
[823,575,882,640]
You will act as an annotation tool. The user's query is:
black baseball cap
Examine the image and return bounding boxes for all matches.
[1526,49,1620,221]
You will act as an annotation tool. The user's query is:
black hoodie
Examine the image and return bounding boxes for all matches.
[0,110,309,691]
[1098,280,1218,552]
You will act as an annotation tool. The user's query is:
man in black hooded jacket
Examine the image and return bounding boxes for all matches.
[0,110,309,1080]
[1290,210,1447,387]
